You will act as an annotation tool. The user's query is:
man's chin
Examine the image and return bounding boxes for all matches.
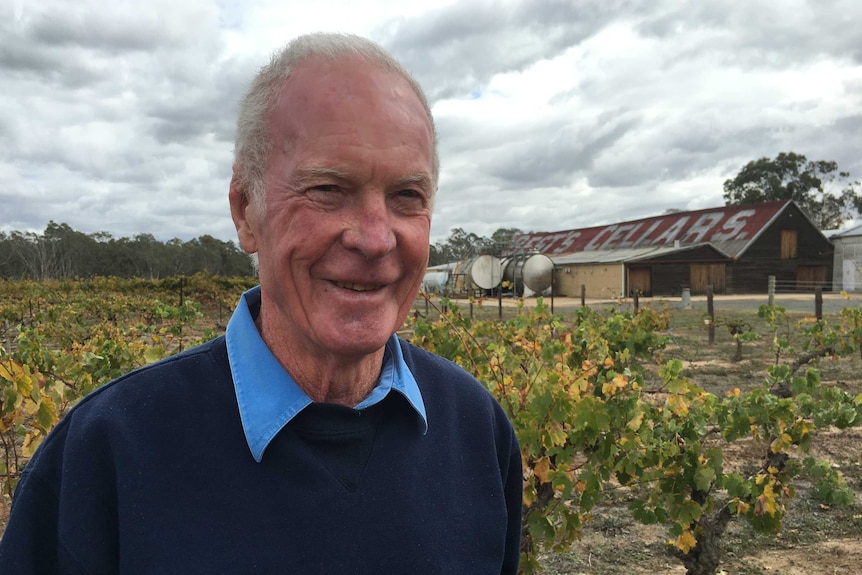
[316,325,396,358]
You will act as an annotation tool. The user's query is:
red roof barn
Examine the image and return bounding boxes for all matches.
[505,200,833,297]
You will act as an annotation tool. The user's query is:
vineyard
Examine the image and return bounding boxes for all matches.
[2,277,862,575]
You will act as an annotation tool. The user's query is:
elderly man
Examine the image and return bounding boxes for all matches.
[0,33,521,574]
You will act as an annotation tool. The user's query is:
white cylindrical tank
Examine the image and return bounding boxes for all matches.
[469,254,503,290]
[502,254,554,295]
[522,253,554,294]
[421,270,449,293]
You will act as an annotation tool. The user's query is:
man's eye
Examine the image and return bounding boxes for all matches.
[312,185,339,193]
[306,185,346,208]
[396,189,424,201]
[307,184,342,199]
[392,189,428,213]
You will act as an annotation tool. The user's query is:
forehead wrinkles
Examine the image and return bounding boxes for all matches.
[267,58,434,196]
[274,59,432,144]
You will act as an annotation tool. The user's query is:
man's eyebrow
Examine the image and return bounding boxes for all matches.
[293,168,433,191]
[292,167,350,186]
[395,173,433,190]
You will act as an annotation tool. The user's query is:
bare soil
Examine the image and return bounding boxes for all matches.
[542,428,862,574]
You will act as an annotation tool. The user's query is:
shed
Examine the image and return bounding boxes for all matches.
[828,224,862,292]
[505,200,833,297]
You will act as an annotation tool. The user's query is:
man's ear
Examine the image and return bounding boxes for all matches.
[229,165,259,255]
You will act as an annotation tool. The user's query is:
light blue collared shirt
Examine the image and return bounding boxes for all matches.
[225,286,428,462]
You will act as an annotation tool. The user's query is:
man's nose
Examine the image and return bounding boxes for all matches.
[342,194,396,259]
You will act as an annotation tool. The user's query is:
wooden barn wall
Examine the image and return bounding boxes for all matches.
[554,263,624,298]
[728,205,833,293]
[647,263,691,296]
[626,247,730,296]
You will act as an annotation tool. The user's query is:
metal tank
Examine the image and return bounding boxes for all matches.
[421,270,449,293]
[447,255,504,294]
[469,254,503,290]
[502,253,554,296]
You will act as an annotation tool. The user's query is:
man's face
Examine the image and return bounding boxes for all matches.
[231,56,434,363]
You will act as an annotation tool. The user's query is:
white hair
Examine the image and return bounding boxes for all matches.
[233,32,439,216]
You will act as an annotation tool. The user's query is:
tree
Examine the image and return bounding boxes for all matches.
[428,227,523,266]
[429,227,482,265]
[0,223,254,279]
[723,152,861,229]
[481,227,523,254]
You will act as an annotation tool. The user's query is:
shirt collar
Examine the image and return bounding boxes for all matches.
[225,286,427,462]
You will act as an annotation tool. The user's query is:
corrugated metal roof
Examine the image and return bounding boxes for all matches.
[829,223,862,238]
[549,243,729,265]
[504,200,791,258]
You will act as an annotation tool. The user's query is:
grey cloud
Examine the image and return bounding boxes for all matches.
[636,0,862,69]
[145,57,248,146]
[486,111,640,188]
[30,13,166,52]
[378,0,641,101]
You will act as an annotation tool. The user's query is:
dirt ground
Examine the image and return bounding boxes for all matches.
[540,426,862,575]
[552,533,862,575]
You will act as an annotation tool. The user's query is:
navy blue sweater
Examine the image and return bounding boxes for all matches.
[0,337,521,574]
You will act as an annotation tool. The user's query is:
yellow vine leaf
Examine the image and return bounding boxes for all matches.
[627,411,644,431]
[770,432,793,453]
[666,395,689,417]
[21,431,45,458]
[23,397,40,417]
[798,419,814,436]
[534,456,551,484]
[0,359,25,382]
[675,529,698,554]
[546,425,566,448]
[755,484,779,517]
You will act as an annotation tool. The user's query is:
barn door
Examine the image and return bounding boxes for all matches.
[690,264,726,295]
[628,267,651,296]
[796,265,828,291]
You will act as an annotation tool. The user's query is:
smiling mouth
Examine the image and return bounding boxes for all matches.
[334,281,380,292]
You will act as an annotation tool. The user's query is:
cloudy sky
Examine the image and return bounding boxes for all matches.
[2,0,861,246]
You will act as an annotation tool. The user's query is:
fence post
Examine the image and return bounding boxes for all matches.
[581,284,586,308]
[681,288,691,310]
[707,285,715,346]
[815,287,823,320]
[633,291,639,313]
[768,275,775,307]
